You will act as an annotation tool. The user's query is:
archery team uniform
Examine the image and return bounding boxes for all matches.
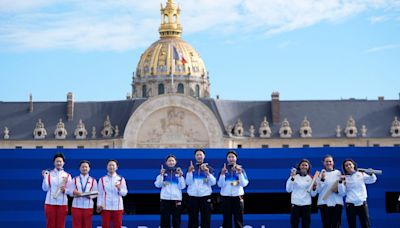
[316,169,345,228]
[286,173,317,228]
[70,174,98,228]
[217,164,249,228]
[154,167,186,228]
[338,171,377,228]
[186,163,216,228]
[42,168,72,228]
[97,173,128,228]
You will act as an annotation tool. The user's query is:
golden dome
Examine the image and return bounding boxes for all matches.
[132,0,210,98]
[136,38,207,78]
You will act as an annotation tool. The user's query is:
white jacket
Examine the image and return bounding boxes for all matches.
[186,163,216,197]
[42,168,72,206]
[70,174,98,209]
[317,169,344,206]
[97,173,128,210]
[338,171,377,206]
[286,174,317,206]
[218,165,249,197]
[154,169,186,200]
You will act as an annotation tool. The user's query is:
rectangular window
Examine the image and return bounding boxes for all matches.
[323,144,330,147]
[15,146,22,149]
[394,144,400,147]
[373,144,380,147]
[282,144,289,148]
[237,144,242,148]
[57,146,63,149]
[302,144,310,148]
[77,146,84,149]
[36,146,43,149]
[104,145,110,149]
[261,144,269,148]
[348,144,355,147]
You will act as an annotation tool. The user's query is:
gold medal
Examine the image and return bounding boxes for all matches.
[231,180,239,186]
[204,178,208,183]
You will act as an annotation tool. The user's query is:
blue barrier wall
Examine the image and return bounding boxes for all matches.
[0,147,399,227]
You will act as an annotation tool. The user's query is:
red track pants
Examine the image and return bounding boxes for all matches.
[71,207,93,228]
[44,204,68,228]
[101,210,123,228]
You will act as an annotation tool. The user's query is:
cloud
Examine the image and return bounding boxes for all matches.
[0,0,399,51]
[242,0,379,35]
[277,40,293,49]
[369,15,389,23]
[0,0,55,12]
[365,44,400,53]
[0,0,160,51]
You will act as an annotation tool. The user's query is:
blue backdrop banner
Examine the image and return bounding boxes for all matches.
[0,147,399,227]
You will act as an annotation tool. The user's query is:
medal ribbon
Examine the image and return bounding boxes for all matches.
[79,176,89,193]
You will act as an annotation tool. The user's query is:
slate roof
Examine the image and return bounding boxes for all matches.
[0,98,399,140]
[212,99,400,138]
[0,99,146,140]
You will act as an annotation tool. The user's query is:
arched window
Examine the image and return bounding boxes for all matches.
[177,83,184,94]
[173,14,177,23]
[142,85,147,98]
[158,83,164,95]
[195,84,200,97]
[164,15,169,23]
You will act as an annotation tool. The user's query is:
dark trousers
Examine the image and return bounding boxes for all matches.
[188,196,212,228]
[345,202,370,228]
[319,204,343,228]
[290,205,311,228]
[221,196,244,228]
[160,199,182,228]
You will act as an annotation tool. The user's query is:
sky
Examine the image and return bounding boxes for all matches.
[0,0,399,102]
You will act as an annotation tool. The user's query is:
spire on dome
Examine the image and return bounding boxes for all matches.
[159,0,182,39]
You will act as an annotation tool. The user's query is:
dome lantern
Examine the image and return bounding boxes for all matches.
[159,0,182,39]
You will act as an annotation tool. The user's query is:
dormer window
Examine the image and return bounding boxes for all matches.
[33,119,47,139]
[299,117,312,138]
[74,119,87,140]
[259,116,271,138]
[344,116,358,138]
[390,116,400,137]
[233,119,244,137]
[279,118,292,138]
[54,119,67,140]
[101,115,114,138]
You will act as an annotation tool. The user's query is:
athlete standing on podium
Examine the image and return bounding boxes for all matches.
[218,150,249,228]
[154,154,186,228]
[286,159,317,228]
[42,153,72,228]
[338,159,377,228]
[316,155,344,228]
[186,149,216,228]
[97,159,128,228]
[69,160,97,228]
